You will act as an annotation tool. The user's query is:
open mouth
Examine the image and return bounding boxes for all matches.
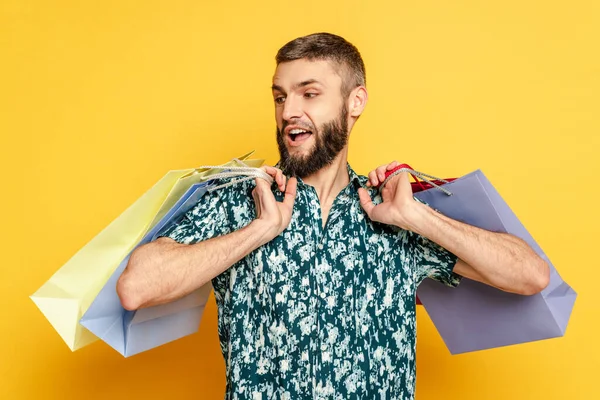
[288,128,313,143]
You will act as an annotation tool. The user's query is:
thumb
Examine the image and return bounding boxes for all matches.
[358,187,375,218]
[254,178,277,212]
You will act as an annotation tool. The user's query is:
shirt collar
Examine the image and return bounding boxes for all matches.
[347,163,368,195]
[347,163,362,185]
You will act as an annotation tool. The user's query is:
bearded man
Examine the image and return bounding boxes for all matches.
[117,33,549,399]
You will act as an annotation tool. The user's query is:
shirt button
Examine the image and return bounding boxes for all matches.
[317,243,324,250]
[320,292,326,299]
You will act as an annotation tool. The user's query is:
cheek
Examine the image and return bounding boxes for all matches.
[311,96,340,119]
[275,108,284,128]
[307,106,335,129]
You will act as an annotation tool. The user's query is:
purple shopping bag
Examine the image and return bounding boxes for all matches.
[409,169,576,354]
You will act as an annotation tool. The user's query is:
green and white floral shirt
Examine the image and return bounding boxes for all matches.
[159,164,461,400]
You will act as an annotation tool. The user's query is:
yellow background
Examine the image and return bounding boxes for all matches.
[1,0,598,399]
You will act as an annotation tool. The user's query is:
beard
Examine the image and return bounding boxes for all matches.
[276,105,349,178]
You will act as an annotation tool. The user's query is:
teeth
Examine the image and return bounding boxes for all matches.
[289,129,308,134]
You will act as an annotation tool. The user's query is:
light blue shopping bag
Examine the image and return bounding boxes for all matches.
[80,182,213,357]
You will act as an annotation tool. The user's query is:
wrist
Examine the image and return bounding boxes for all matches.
[397,200,431,235]
[248,219,279,246]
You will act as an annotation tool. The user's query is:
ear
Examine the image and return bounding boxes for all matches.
[349,86,368,117]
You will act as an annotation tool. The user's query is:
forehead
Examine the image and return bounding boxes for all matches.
[272,59,343,90]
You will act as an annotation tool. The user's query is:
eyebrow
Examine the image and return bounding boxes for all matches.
[271,79,323,93]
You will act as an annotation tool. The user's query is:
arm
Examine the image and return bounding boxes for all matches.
[405,201,549,295]
[358,162,550,296]
[117,167,297,310]
[117,220,273,310]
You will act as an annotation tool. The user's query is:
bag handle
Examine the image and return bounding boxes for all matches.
[195,159,274,192]
[379,163,453,196]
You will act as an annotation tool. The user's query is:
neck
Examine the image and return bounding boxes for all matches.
[302,147,350,204]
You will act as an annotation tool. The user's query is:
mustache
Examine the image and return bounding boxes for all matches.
[281,120,315,133]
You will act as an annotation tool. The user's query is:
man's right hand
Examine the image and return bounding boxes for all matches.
[251,166,297,242]
[119,166,297,310]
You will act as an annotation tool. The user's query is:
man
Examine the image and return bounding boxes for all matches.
[117,33,549,399]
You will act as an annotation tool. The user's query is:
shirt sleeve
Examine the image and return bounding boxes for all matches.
[408,229,462,288]
[156,188,232,245]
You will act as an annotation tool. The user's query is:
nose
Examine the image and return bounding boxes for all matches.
[282,95,302,122]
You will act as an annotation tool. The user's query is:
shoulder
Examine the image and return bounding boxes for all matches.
[206,176,257,229]
[207,177,255,204]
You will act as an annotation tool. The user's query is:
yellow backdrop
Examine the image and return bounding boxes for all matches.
[1,0,598,399]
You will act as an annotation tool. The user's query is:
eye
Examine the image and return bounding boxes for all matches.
[304,92,318,99]
[274,96,286,105]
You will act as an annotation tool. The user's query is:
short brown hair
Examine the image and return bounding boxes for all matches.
[275,32,366,98]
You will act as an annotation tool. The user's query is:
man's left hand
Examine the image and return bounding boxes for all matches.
[358,161,420,230]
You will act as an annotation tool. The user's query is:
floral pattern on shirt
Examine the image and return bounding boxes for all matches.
[159,164,460,400]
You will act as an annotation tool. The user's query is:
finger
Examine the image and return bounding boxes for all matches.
[398,171,413,192]
[276,169,286,191]
[282,177,297,208]
[251,187,261,218]
[260,165,285,191]
[384,171,411,198]
[386,161,399,170]
[261,165,281,179]
[255,178,279,215]
[376,164,389,182]
[368,170,379,187]
[357,187,375,218]
[261,165,275,174]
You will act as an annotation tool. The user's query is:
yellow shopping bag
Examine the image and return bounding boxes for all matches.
[30,152,264,351]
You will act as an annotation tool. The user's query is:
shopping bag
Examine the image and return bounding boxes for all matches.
[80,162,275,357]
[30,152,262,351]
[80,182,213,357]
[398,167,577,354]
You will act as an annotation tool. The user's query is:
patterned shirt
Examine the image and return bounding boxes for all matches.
[159,164,461,400]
